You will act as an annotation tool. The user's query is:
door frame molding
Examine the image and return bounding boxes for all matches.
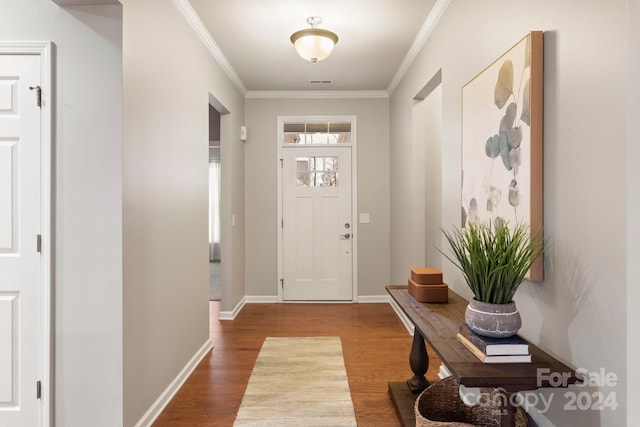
[0,41,52,426]
[276,115,358,302]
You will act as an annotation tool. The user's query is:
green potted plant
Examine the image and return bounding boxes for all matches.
[440,220,545,338]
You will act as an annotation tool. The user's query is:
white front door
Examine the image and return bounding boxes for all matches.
[282,146,353,301]
[0,53,44,427]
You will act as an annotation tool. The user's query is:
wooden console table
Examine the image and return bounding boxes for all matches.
[386,285,577,427]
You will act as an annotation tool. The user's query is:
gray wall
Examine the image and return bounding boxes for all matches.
[244,97,390,298]
[122,0,245,424]
[390,0,633,425]
[627,0,640,419]
[0,2,124,425]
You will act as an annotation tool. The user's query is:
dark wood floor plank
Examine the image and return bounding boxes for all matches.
[152,301,442,426]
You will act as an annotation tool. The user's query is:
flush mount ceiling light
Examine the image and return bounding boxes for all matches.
[290,16,339,63]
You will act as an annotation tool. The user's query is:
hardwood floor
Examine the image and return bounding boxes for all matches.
[152,301,442,426]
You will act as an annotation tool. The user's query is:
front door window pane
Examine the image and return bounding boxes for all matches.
[295,156,339,187]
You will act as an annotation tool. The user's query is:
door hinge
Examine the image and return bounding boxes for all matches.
[281,218,284,228]
[29,85,42,107]
[36,234,42,253]
[280,278,284,288]
[36,381,42,399]
[280,158,283,168]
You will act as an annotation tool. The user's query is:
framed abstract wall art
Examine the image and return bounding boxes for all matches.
[461,31,544,281]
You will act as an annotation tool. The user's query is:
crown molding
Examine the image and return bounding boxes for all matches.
[172,0,247,96]
[386,0,451,95]
[52,0,119,4]
[173,0,448,99]
[245,90,389,99]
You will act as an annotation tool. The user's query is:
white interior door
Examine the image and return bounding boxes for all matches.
[0,53,43,427]
[282,146,352,300]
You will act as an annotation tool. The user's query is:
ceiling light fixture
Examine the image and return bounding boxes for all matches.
[290,16,338,63]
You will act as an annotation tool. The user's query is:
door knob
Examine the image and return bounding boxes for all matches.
[340,233,351,239]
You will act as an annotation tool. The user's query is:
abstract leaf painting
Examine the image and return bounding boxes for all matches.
[462,32,544,280]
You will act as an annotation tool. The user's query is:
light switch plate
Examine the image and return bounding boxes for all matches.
[359,213,370,224]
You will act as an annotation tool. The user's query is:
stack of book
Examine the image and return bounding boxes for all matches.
[456,323,531,363]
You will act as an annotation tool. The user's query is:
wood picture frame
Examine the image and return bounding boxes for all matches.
[461,31,544,281]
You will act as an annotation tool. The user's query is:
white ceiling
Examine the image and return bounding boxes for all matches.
[187,0,441,93]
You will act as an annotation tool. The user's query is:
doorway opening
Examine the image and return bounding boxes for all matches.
[412,70,443,268]
[208,104,221,301]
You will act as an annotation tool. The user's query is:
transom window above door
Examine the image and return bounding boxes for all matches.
[283,121,351,145]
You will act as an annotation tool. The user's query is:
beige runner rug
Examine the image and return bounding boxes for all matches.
[233,337,357,426]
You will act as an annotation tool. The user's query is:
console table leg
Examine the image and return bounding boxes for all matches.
[407,327,430,393]
[500,395,517,427]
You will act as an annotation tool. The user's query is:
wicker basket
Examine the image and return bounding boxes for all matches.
[414,377,529,427]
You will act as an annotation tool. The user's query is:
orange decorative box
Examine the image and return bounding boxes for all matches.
[411,267,443,285]
[408,278,448,303]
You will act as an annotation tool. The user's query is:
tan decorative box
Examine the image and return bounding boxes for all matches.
[411,267,443,285]
[408,278,448,303]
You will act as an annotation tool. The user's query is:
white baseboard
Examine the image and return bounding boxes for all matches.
[219,295,415,332]
[134,339,213,427]
[240,295,388,304]
[217,295,280,320]
[356,295,391,303]
[245,295,279,303]
[218,296,246,320]
[388,297,414,335]
[439,363,452,379]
